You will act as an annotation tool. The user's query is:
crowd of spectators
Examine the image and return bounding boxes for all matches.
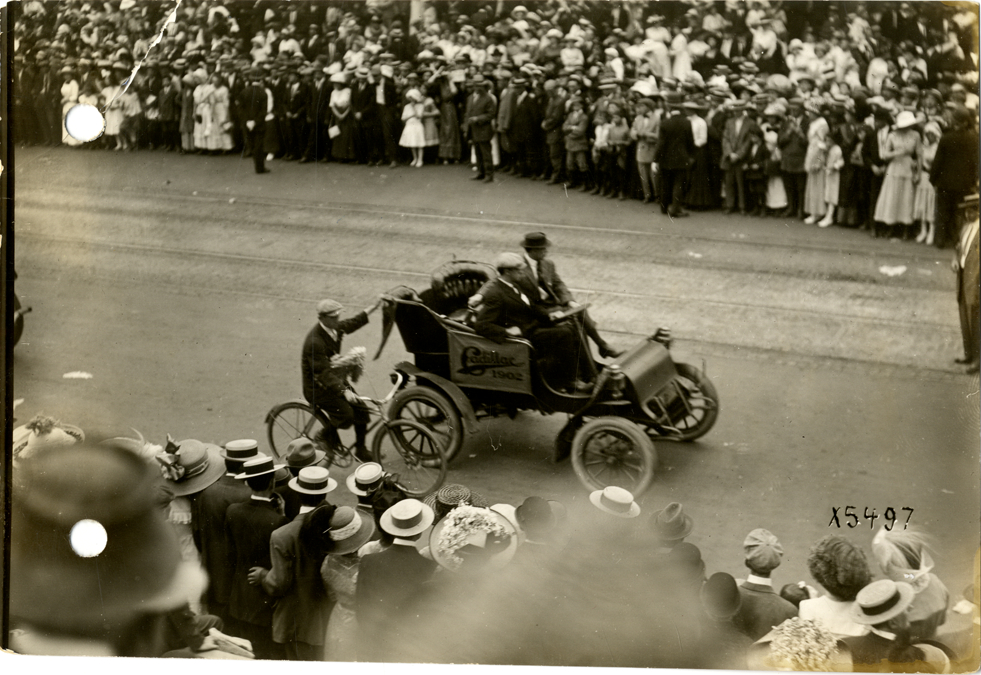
[13,1,981,245]
[10,426,977,670]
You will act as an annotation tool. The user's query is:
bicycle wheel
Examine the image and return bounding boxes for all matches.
[265,401,327,462]
[372,419,447,497]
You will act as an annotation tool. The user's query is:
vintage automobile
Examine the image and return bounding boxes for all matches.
[376,261,719,495]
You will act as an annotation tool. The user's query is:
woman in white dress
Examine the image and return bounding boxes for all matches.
[803,100,829,223]
[192,76,214,152]
[59,67,81,146]
[399,89,427,167]
[206,74,233,152]
[873,110,920,238]
[101,66,127,150]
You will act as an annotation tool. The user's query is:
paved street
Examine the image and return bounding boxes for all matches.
[12,146,980,643]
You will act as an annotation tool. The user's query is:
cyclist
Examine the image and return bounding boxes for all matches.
[301,297,384,461]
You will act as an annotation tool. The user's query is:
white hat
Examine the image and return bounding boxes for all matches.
[894,110,918,129]
[346,462,385,496]
[380,499,435,536]
[850,580,916,625]
[589,486,640,518]
[288,466,337,494]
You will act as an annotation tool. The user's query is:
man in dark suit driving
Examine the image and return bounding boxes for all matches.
[474,253,593,393]
[301,296,383,460]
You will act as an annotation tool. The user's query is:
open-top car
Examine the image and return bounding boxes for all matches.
[376,261,720,495]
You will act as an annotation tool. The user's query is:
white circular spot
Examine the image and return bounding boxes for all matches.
[65,104,106,143]
[70,519,108,557]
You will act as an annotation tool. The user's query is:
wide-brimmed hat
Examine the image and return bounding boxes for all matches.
[11,443,207,634]
[651,502,694,541]
[346,462,386,496]
[327,506,376,555]
[329,72,347,85]
[380,498,435,537]
[589,486,640,518]
[220,438,261,462]
[850,579,915,625]
[521,231,550,249]
[663,91,685,107]
[235,455,286,480]
[284,437,326,468]
[701,572,742,619]
[894,110,918,129]
[156,439,225,497]
[424,484,489,520]
[430,505,518,572]
[288,466,337,494]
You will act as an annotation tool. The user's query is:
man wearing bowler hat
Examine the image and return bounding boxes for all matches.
[225,454,289,659]
[356,498,437,661]
[193,438,262,625]
[302,296,384,462]
[249,466,337,661]
[656,90,696,218]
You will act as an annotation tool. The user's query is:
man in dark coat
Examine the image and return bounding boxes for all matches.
[656,91,696,218]
[732,529,798,640]
[953,215,979,373]
[302,66,331,162]
[542,81,567,183]
[356,499,437,662]
[351,67,378,164]
[301,297,382,459]
[225,455,288,659]
[250,467,336,660]
[511,77,546,178]
[239,68,270,173]
[720,100,757,216]
[463,74,497,182]
[192,439,261,625]
[284,69,310,161]
[777,99,808,219]
[930,105,980,249]
[474,253,593,393]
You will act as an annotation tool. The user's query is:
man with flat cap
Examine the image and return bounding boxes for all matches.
[302,296,384,461]
[474,252,594,393]
[732,528,798,640]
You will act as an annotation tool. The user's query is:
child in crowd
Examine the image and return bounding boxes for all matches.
[764,130,788,215]
[913,122,940,245]
[590,110,610,195]
[562,97,591,191]
[818,128,844,227]
[606,110,631,200]
[743,128,769,216]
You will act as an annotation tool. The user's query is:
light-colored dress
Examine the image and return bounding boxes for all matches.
[192,82,214,149]
[102,85,124,136]
[873,129,920,225]
[913,141,938,225]
[207,85,233,151]
[61,79,81,146]
[799,595,869,637]
[804,116,829,216]
[399,102,426,148]
[322,553,361,661]
[422,98,440,147]
[824,143,843,205]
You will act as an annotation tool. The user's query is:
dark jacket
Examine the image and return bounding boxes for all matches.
[474,277,552,344]
[463,90,497,142]
[542,92,567,145]
[192,474,251,609]
[356,543,437,661]
[656,112,696,170]
[226,497,288,626]
[300,312,369,409]
[732,581,798,640]
[778,116,808,173]
[238,83,269,130]
[930,127,980,195]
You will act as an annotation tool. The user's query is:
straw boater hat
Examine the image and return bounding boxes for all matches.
[284,437,326,469]
[288,466,337,495]
[326,506,376,555]
[651,502,694,541]
[850,579,916,625]
[380,498,435,537]
[589,486,640,518]
[156,439,226,497]
[235,454,286,480]
[220,438,261,462]
[424,483,489,520]
[346,462,386,496]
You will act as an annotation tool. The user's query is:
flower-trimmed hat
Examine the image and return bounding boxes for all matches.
[155,438,225,497]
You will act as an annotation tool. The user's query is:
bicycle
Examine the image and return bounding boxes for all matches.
[265,372,447,497]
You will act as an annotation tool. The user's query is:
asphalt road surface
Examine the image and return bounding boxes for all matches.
[11,146,980,660]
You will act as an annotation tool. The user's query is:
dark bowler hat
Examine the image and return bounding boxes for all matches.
[472,73,491,87]
[701,572,742,619]
[664,91,685,107]
[284,438,326,468]
[522,232,550,249]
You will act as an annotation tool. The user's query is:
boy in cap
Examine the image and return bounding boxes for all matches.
[302,295,384,461]
[732,528,798,640]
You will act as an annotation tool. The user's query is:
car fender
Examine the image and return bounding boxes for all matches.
[393,361,480,435]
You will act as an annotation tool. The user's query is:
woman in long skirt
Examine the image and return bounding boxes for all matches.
[192,77,214,151]
[178,75,196,153]
[60,68,81,146]
[321,507,375,661]
[803,101,829,223]
[436,74,461,163]
[685,105,715,209]
[913,122,940,245]
[329,73,356,162]
[206,74,234,152]
[873,111,920,238]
